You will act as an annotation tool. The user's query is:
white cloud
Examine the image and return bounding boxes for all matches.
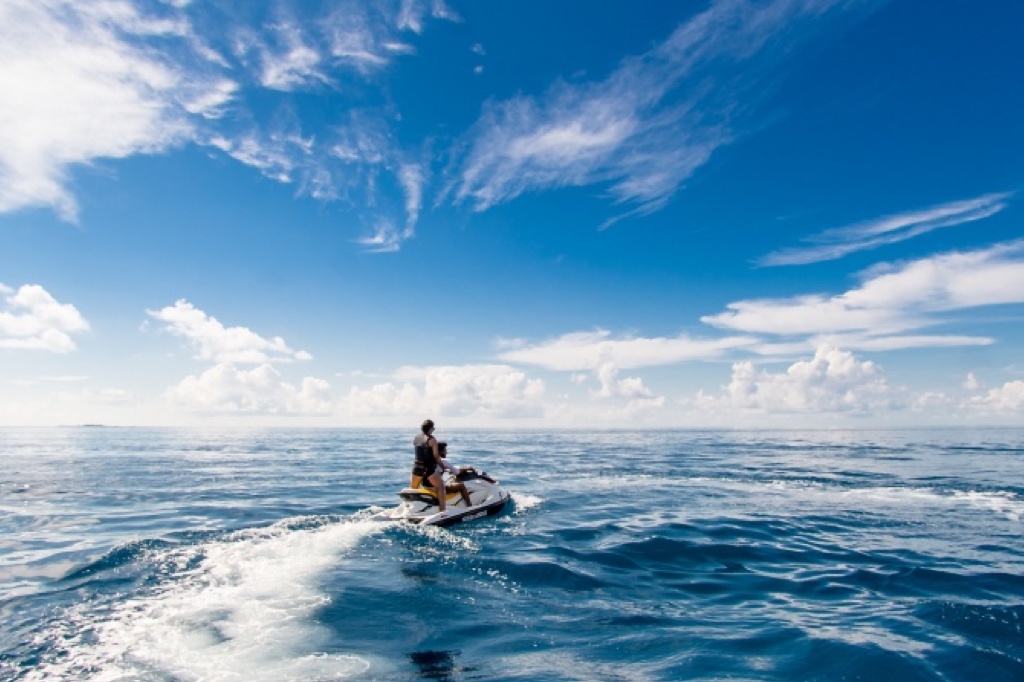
[208,133,305,184]
[912,391,951,412]
[354,220,404,253]
[398,163,424,235]
[181,78,238,119]
[341,381,424,417]
[409,364,546,418]
[249,21,326,91]
[147,300,312,363]
[449,0,868,222]
[963,372,983,391]
[592,362,666,413]
[0,0,449,246]
[166,363,332,414]
[0,0,199,218]
[397,0,428,34]
[704,240,1024,341]
[969,380,1024,413]
[343,364,546,419]
[705,345,895,414]
[759,192,1013,266]
[498,329,756,371]
[0,283,89,353]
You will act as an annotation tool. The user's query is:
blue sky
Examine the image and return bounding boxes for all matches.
[2,0,1023,428]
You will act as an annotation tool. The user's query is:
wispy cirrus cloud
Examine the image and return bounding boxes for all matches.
[398,163,425,234]
[704,239,1024,346]
[448,0,879,226]
[0,0,450,245]
[497,329,756,371]
[396,0,459,34]
[353,219,405,253]
[759,192,1013,266]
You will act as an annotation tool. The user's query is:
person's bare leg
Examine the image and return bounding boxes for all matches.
[429,472,446,511]
[446,482,471,507]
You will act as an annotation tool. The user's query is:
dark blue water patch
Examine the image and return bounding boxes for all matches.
[843,566,1024,602]
[703,518,801,543]
[915,600,1024,659]
[476,557,607,592]
[975,542,1024,558]
[772,638,941,682]
[547,544,646,573]
[608,532,847,574]
[926,637,1024,682]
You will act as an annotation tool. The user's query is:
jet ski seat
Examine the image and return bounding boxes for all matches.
[398,487,464,504]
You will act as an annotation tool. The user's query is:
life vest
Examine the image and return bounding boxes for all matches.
[413,434,436,475]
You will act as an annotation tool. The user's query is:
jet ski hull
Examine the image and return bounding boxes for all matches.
[380,470,509,527]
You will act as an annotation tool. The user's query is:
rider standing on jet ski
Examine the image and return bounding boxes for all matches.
[411,419,461,512]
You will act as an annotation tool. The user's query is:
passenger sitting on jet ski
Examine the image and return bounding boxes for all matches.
[434,442,472,508]
[438,442,498,484]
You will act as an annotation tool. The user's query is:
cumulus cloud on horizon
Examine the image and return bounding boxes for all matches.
[147,299,334,416]
[166,363,332,415]
[342,363,546,419]
[969,380,1024,413]
[700,345,896,415]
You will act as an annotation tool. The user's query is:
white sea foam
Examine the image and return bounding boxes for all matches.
[27,518,381,681]
[542,472,1023,523]
[767,480,1024,523]
[952,490,1023,522]
[511,492,544,511]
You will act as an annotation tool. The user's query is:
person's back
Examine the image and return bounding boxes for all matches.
[413,432,432,467]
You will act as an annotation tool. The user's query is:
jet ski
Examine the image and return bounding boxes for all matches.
[380,468,510,527]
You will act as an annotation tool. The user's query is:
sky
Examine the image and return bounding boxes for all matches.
[2,0,1023,429]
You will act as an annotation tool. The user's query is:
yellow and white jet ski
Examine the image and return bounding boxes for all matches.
[380,469,509,527]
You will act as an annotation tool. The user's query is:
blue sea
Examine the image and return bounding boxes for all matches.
[1,428,1022,681]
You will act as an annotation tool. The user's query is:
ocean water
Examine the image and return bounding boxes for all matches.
[1,428,1022,682]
